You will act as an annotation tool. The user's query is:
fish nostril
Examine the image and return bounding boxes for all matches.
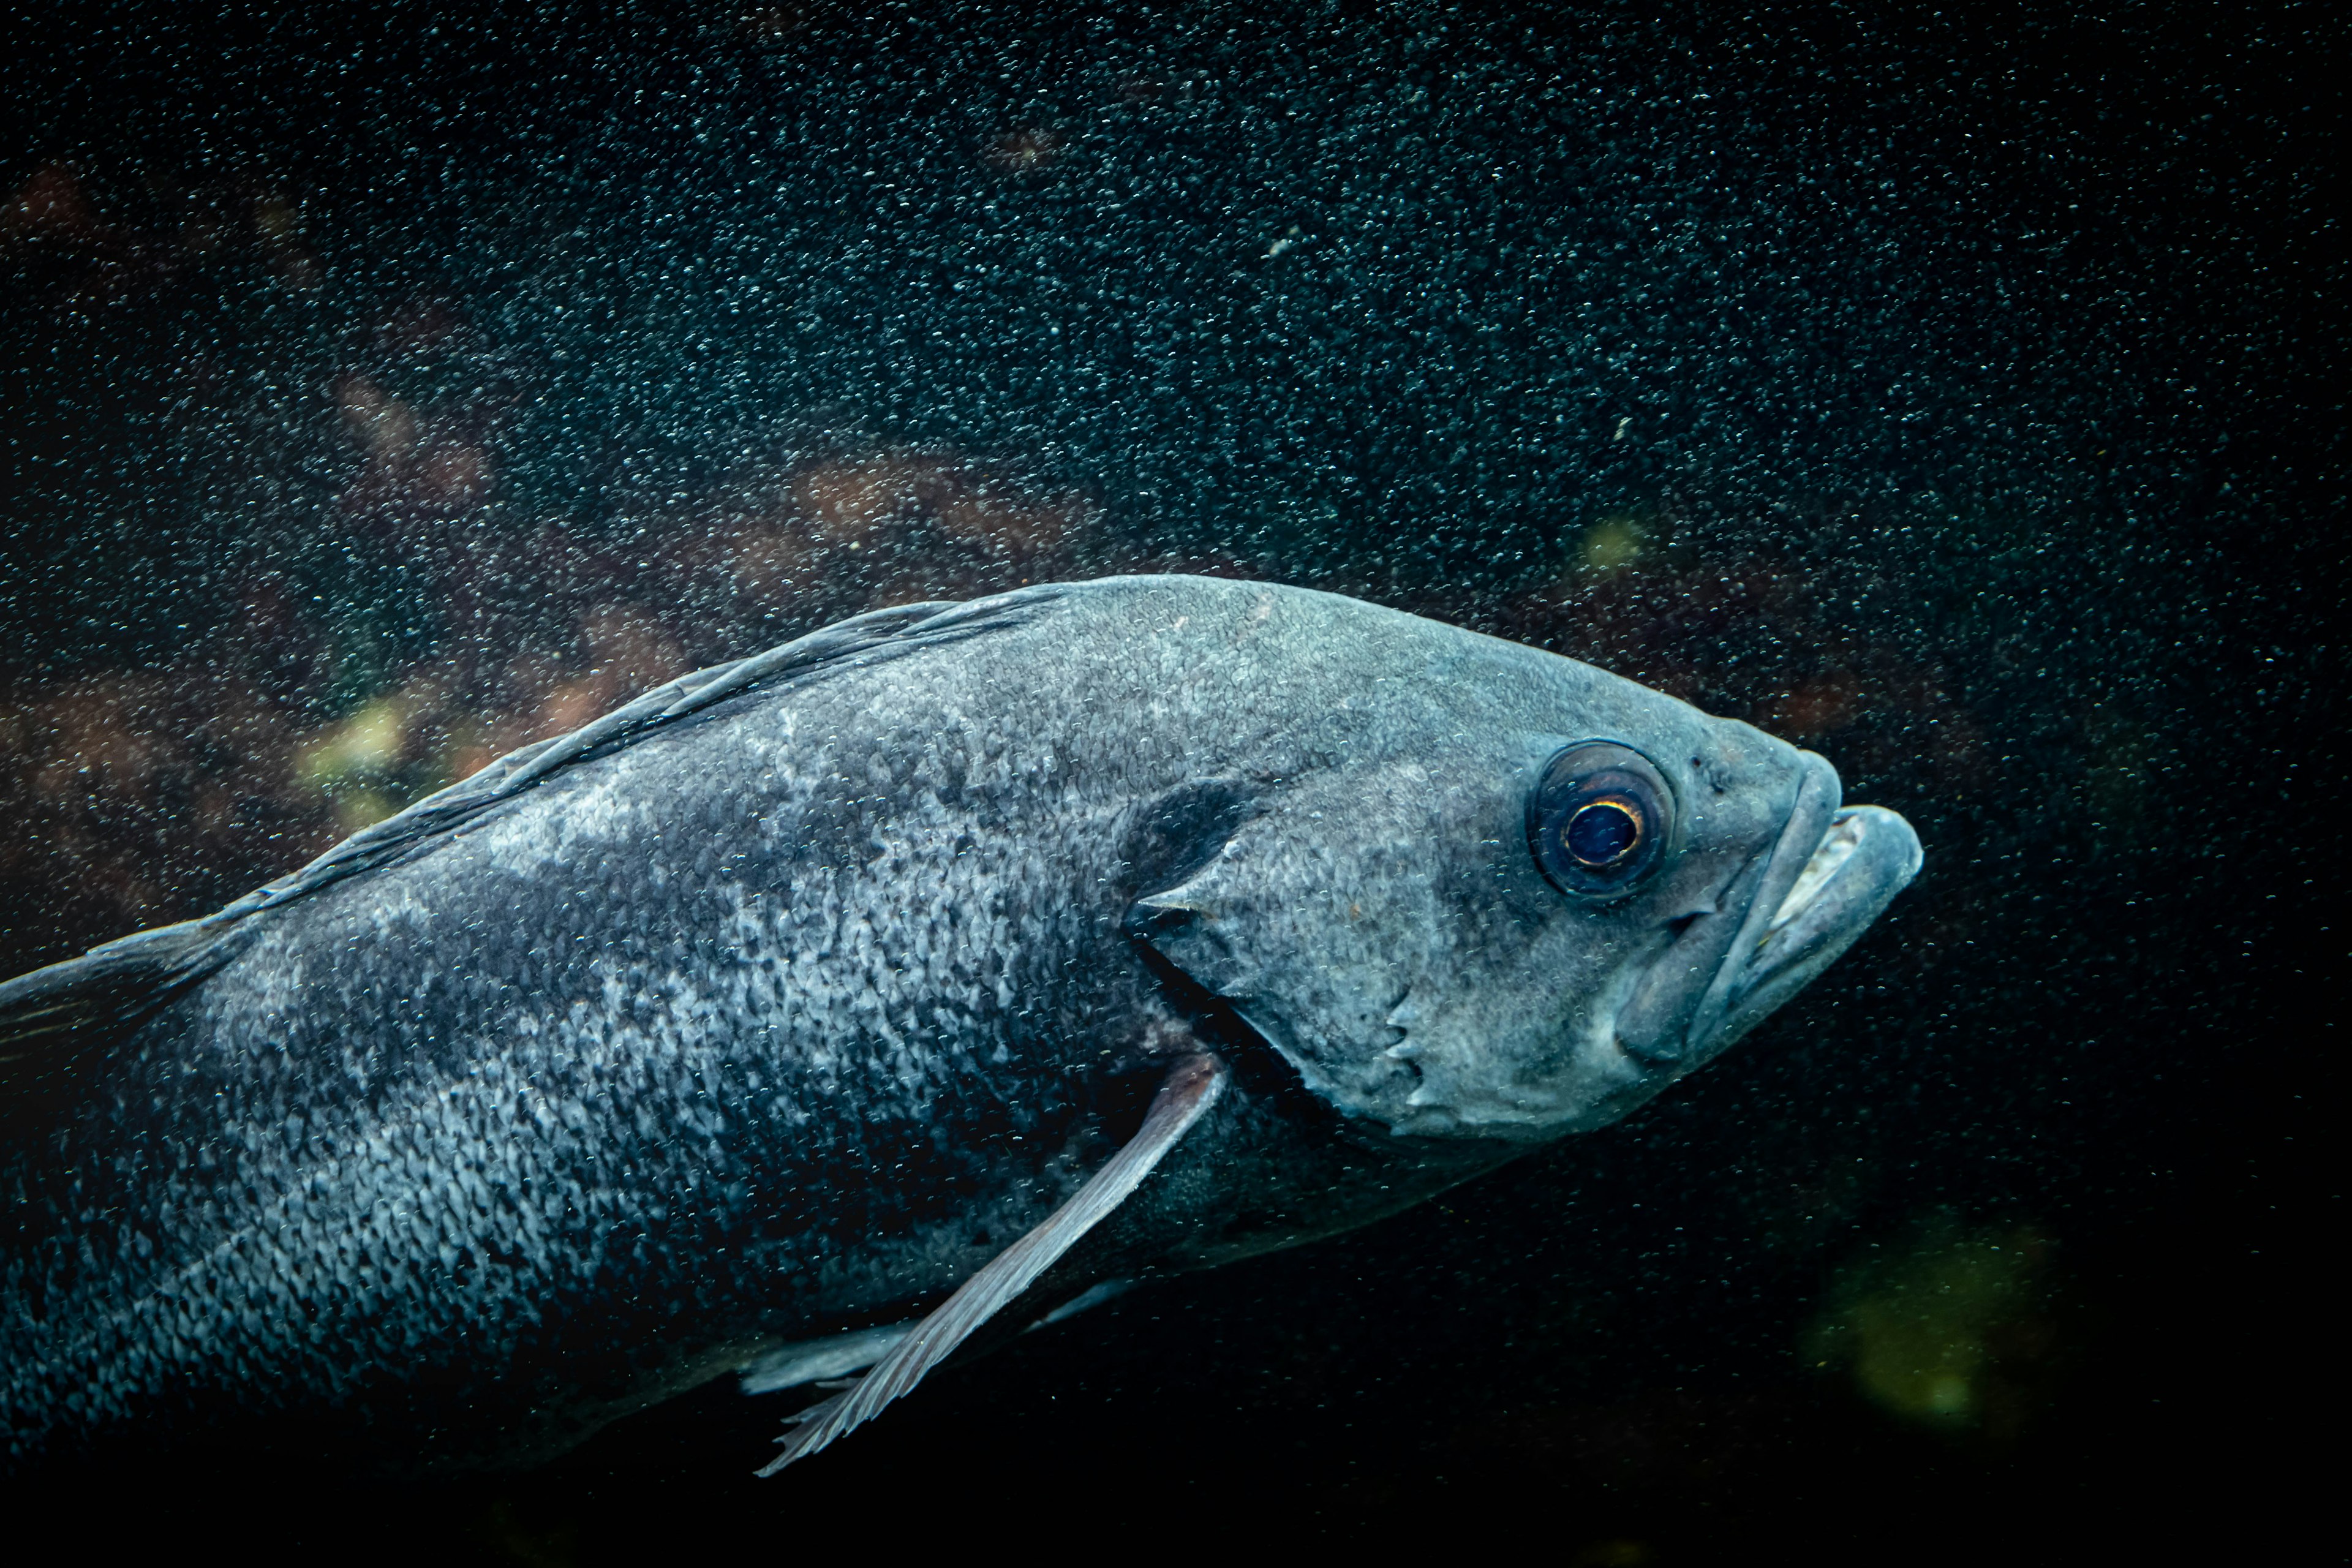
[1665,911,1705,940]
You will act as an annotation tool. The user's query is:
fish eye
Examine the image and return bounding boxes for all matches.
[1528,742,1676,899]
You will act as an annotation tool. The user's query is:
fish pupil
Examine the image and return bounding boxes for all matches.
[1566,800,1642,867]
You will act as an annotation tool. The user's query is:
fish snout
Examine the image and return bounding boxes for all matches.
[1715,802,1921,1049]
[1611,753,1915,1068]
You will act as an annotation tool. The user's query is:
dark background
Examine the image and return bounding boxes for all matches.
[1,2,2339,1559]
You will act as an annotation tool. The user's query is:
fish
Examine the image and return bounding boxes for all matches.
[0,574,1921,1475]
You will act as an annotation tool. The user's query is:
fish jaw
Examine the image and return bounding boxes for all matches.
[1614,752,1919,1072]
[1709,802,1923,1054]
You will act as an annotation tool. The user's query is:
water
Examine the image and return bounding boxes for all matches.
[0,2,2334,1556]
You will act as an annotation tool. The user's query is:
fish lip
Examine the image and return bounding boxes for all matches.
[1709,800,1923,1053]
[1614,755,1923,1069]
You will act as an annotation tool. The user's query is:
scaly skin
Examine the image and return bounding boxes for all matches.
[2,576,1905,1471]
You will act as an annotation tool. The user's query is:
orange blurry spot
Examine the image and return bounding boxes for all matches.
[4,165,103,243]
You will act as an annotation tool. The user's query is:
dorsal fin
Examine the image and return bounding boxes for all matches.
[0,919,226,1067]
[0,914,236,1138]
[0,586,1061,1088]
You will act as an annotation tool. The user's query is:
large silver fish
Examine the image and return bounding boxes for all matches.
[0,575,1919,1474]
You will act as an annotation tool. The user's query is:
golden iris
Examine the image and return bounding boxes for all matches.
[1564,799,1642,868]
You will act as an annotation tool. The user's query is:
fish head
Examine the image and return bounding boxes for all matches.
[1130,626,1922,1143]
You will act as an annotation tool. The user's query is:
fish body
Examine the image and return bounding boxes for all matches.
[0,575,1919,1471]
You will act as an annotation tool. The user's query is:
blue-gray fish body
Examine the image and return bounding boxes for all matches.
[0,576,1919,1471]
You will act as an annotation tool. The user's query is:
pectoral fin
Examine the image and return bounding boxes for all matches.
[755,1052,1229,1476]
[739,1322,917,1396]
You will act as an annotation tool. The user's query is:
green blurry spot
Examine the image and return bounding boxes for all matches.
[1807,1213,2059,1438]
[298,696,411,791]
[1572,1540,1653,1567]
[333,788,401,835]
[1580,515,1646,576]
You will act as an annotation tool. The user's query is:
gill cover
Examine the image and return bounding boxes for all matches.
[1126,761,1444,1130]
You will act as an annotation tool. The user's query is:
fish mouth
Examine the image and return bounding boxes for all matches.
[1619,753,1921,1067]
[1716,801,1922,1045]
